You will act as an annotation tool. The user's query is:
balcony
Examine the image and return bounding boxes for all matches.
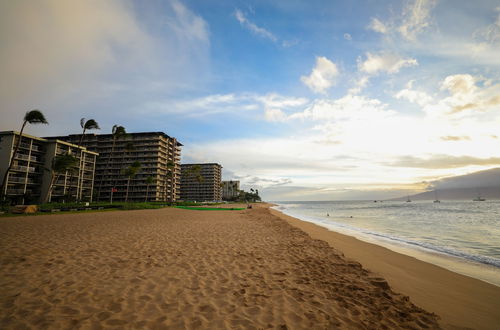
[11,165,36,173]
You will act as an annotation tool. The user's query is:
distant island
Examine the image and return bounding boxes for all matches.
[391,167,500,201]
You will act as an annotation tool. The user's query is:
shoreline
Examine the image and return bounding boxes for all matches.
[270,207,500,329]
[274,205,500,287]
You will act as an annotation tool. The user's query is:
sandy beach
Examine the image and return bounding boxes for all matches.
[271,208,500,330]
[0,204,491,329]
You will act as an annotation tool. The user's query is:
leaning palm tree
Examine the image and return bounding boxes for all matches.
[145,176,154,202]
[97,125,126,200]
[43,154,78,203]
[122,161,141,202]
[67,118,100,201]
[0,110,48,200]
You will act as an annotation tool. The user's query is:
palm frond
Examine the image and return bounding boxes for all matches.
[24,110,48,124]
[82,119,100,130]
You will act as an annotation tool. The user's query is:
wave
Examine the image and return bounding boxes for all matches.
[272,205,500,269]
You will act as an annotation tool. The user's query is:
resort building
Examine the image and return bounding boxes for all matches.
[48,132,182,202]
[221,180,240,200]
[0,131,98,204]
[180,163,222,202]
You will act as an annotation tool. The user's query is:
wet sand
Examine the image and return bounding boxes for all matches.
[271,208,500,330]
[1,204,441,329]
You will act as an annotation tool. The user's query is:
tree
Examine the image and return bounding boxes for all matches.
[122,161,141,202]
[78,118,100,146]
[1,110,48,201]
[145,176,154,202]
[97,125,126,199]
[67,118,100,201]
[44,154,78,203]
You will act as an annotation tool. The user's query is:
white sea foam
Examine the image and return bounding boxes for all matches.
[272,200,500,286]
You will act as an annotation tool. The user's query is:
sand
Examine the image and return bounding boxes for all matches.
[1,204,444,329]
[271,208,500,330]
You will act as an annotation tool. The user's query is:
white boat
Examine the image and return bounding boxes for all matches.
[473,194,485,201]
[433,190,440,203]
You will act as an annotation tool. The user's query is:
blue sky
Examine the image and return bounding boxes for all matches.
[1,0,499,200]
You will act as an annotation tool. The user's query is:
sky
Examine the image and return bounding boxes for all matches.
[1,0,499,200]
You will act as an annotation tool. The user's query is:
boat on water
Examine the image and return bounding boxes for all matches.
[473,195,486,201]
[406,195,411,202]
[433,190,440,203]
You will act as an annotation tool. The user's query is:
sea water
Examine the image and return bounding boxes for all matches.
[273,200,500,286]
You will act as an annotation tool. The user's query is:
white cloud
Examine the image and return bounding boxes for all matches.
[348,76,370,95]
[398,0,436,41]
[301,56,339,94]
[143,92,309,121]
[264,108,287,122]
[368,0,436,41]
[422,74,500,117]
[343,33,352,40]
[234,9,277,42]
[0,0,211,133]
[358,52,418,75]
[441,74,478,95]
[368,18,389,34]
[394,82,433,106]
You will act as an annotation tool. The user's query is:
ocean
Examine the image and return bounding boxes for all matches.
[273,200,500,286]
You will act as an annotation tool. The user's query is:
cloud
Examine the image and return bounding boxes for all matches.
[343,33,352,41]
[234,9,277,42]
[289,94,392,121]
[472,6,500,44]
[440,136,471,141]
[368,0,436,41]
[0,0,210,134]
[441,74,478,95]
[423,74,500,116]
[143,92,309,121]
[394,87,432,106]
[368,18,389,34]
[358,52,418,75]
[301,56,339,94]
[387,155,500,169]
[398,0,437,40]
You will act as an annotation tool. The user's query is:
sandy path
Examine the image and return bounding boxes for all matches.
[1,205,439,329]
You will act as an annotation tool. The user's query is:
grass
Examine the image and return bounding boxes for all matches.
[0,201,224,217]
[176,206,246,211]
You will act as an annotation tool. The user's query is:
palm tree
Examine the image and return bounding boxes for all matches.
[1,110,48,200]
[78,118,100,146]
[97,125,126,200]
[122,161,141,202]
[145,176,154,202]
[67,118,100,201]
[43,154,78,203]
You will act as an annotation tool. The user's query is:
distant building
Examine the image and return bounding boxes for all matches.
[48,132,182,202]
[221,180,240,200]
[0,131,98,204]
[180,163,222,202]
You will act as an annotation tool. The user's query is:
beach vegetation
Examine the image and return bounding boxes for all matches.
[122,161,141,202]
[0,110,48,201]
[44,154,79,203]
[145,176,154,202]
[97,124,127,200]
[66,118,100,202]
